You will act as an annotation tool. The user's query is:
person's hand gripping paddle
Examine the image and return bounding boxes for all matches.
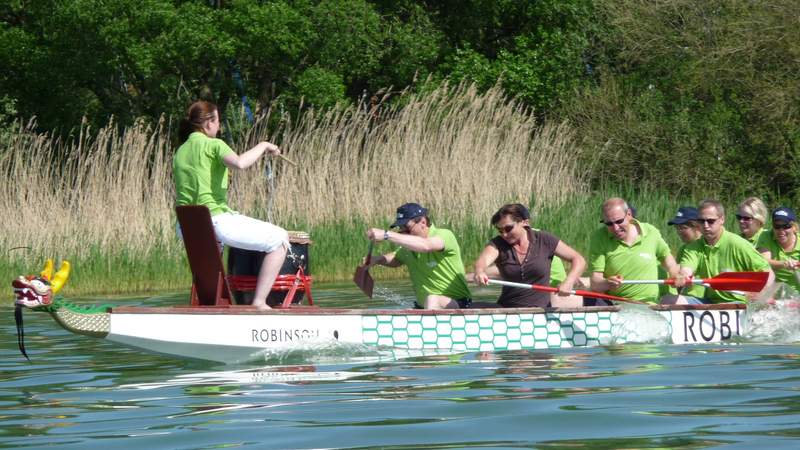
[353,242,375,298]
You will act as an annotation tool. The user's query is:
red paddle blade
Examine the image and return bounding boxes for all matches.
[702,271,768,292]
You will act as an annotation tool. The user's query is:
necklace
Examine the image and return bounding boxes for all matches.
[514,238,529,263]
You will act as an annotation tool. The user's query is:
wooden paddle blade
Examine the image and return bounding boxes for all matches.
[702,271,768,292]
[353,242,375,298]
[353,265,374,298]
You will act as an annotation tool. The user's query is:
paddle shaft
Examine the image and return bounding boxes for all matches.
[365,241,374,266]
[486,279,646,305]
[276,153,297,166]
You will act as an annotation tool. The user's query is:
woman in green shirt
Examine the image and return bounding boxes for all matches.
[736,197,768,246]
[757,206,800,291]
[174,101,287,310]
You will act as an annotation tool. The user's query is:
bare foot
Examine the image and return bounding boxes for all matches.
[252,302,272,311]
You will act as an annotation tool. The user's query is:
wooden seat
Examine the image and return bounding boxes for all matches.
[175,205,313,308]
[175,205,232,306]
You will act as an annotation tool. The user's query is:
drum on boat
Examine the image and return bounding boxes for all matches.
[227,231,311,306]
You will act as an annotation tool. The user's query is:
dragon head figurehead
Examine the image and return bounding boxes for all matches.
[12,259,71,360]
[12,259,70,309]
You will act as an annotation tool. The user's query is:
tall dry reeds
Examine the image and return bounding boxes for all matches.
[1,83,585,292]
[1,118,176,263]
[234,82,586,225]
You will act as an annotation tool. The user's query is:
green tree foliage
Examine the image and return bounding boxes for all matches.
[567,0,800,200]
[3,0,796,204]
[0,0,593,132]
[289,66,347,110]
[431,0,596,113]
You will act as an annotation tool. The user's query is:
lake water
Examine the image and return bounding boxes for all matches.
[3,281,800,449]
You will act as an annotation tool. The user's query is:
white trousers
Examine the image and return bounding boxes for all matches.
[211,212,289,253]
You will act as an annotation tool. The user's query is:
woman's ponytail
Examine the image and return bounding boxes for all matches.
[178,101,218,144]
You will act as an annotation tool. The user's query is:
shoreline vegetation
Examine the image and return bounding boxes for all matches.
[0,84,714,298]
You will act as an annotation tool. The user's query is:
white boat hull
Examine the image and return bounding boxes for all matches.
[97,305,747,363]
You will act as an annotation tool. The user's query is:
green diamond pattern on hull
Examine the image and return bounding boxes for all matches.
[362,312,614,351]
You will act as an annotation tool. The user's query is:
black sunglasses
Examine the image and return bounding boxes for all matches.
[695,218,718,225]
[773,222,793,230]
[602,218,625,227]
[735,214,753,221]
[496,223,516,234]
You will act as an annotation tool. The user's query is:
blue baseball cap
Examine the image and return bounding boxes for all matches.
[772,206,797,223]
[667,206,699,225]
[391,203,428,228]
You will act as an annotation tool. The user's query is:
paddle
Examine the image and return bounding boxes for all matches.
[353,242,375,298]
[619,271,769,292]
[486,279,647,305]
[276,153,297,166]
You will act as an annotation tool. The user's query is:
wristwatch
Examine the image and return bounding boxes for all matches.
[384,230,389,241]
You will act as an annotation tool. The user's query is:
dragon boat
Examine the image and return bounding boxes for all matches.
[13,263,748,365]
[10,206,753,365]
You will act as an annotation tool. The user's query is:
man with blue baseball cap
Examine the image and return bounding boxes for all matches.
[365,202,472,309]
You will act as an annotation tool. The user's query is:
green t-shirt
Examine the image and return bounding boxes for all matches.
[394,225,472,304]
[680,229,770,303]
[742,228,765,247]
[549,256,567,287]
[589,220,671,303]
[532,228,567,286]
[756,230,800,291]
[676,243,706,298]
[173,132,235,216]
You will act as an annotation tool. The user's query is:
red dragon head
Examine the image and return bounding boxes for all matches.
[12,260,70,309]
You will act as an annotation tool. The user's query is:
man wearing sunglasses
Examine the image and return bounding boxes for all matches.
[589,197,684,303]
[671,199,774,304]
[365,202,472,309]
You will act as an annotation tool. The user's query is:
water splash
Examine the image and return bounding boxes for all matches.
[610,304,672,345]
[745,284,800,343]
[374,285,415,308]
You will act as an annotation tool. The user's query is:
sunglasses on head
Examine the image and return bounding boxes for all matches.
[773,222,793,230]
[695,218,718,225]
[496,223,516,233]
[602,218,625,227]
[735,214,753,221]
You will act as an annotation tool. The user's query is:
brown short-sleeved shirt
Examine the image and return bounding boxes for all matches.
[491,228,560,308]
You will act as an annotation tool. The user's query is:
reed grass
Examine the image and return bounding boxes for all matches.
[1,83,587,296]
[233,82,584,224]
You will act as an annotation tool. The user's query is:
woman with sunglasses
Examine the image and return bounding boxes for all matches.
[474,204,586,308]
[756,206,800,291]
[736,197,768,246]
